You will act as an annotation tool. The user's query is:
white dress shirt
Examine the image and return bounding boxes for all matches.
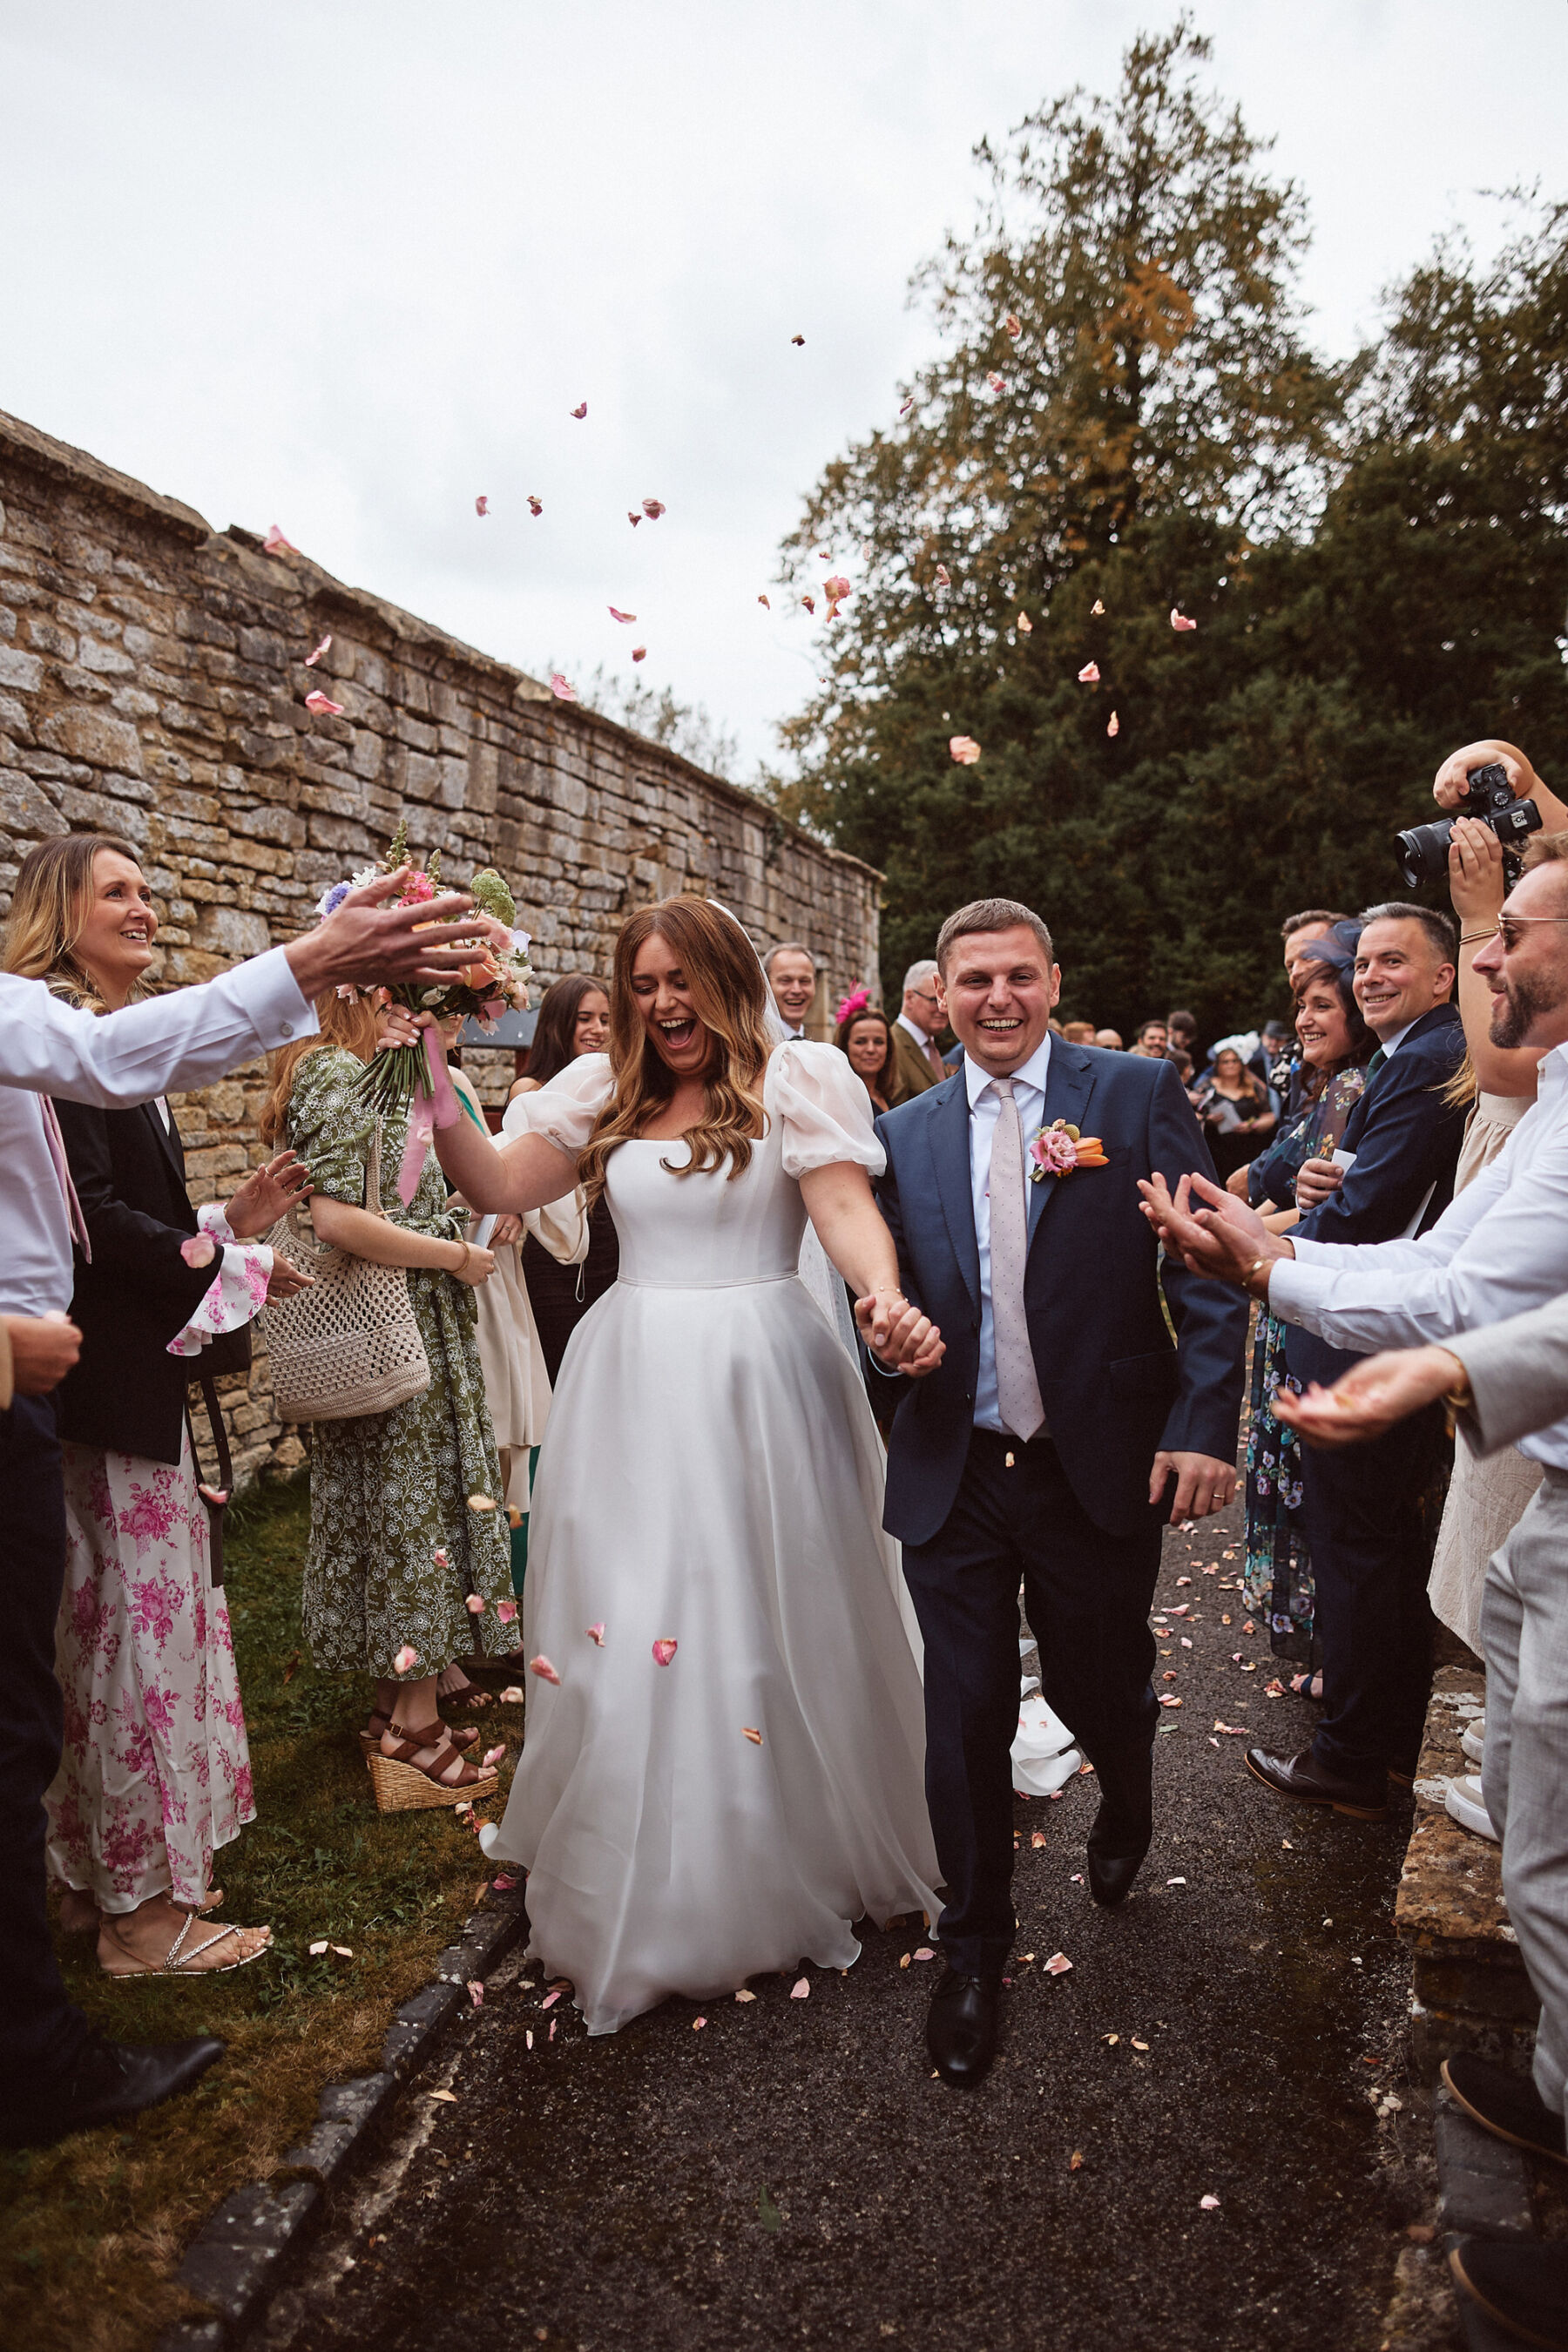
[966,1036,1051,1433]
[1269,1037,1568,1469]
[0,949,315,1320]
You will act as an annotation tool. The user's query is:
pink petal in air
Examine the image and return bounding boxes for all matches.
[1017,611,1033,633]
[607,607,637,624]
[475,496,490,517]
[528,496,543,516]
[497,1598,517,1624]
[642,498,666,520]
[465,1592,484,1614]
[1004,313,1022,338]
[899,396,915,416]
[529,1654,561,1685]
[1092,599,1105,615]
[757,593,770,609]
[1077,661,1100,684]
[742,1727,762,1745]
[262,524,296,556]
[550,674,578,702]
[1107,712,1120,738]
[571,402,587,419]
[632,646,646,663]
[935,564,951,587]
[586,1622,606,1646]
[179,1233,217,1269]
[988,372,1006,392]
[304,633,332,666]
[652,1638,678,1667]
[949,736,982,765]
[627,510,641,527]
[801,595,815,615]
[791,334,805,346]
[393,1645,420,1674]
[1171,609,1198,632]
[305,690,345,716]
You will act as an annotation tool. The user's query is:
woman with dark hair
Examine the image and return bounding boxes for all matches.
[1240,947,1374,1691]
[510,976,618,1387]
[422,896,941,2034]
[833,991,902,1116]
[1193,1048,1277,1181]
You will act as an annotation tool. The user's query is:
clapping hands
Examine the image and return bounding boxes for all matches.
[855,1289,944,1376]
[1137,1170,1285,1289]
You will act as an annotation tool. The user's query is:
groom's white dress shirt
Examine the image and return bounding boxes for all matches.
[0,951,315,1321]
[1269,1037,1568,1470]
[966,1036,1051,1434]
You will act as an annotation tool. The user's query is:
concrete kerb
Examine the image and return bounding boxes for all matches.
[154,1889,527,2351]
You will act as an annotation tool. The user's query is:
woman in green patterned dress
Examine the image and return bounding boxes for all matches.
[260,993,517,1805]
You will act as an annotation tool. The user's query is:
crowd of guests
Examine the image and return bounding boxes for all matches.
[3,738,1568,2340]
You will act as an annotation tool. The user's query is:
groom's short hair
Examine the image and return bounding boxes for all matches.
[936,898,1054,972]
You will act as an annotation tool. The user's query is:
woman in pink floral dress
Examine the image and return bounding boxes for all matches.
[7,836,312,1977]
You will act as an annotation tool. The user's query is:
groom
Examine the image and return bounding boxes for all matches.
[861,899,1248,2086]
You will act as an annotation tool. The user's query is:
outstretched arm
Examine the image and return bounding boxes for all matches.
[800,1162,943,1375]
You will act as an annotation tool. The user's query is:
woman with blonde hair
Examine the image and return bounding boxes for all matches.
[261,983,515,1806]
[422,896,943,2033]
[8,834,306,1975]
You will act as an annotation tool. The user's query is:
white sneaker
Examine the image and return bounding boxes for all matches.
[1445,1774,1499,1842]
[1461,1720,1485,1767]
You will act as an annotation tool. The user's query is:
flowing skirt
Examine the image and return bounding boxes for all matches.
[486,1271,940,2034]
[46,1433,253,1913]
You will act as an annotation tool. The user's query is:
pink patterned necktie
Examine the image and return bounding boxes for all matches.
[987,1079,1044,1441]
[39,1097,91,1262]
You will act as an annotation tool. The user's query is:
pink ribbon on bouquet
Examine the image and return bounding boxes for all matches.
[395,1037,464,1206]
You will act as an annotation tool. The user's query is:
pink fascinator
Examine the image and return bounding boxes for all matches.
[835,985,871,1025]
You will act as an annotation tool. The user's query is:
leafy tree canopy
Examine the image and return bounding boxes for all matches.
[772,17,1568,1042]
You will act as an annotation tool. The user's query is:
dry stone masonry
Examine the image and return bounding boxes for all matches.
[0,407,880,1484]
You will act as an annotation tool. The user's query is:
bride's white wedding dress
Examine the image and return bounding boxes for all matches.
[485,1040,940,2034]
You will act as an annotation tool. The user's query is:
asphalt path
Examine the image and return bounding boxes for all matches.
[258,1493,1435,2352]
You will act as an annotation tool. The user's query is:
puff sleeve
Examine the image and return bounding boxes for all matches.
[500,1052,614,1165]
[767,1040,886,1180]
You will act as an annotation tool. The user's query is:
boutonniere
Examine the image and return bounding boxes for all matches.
[1028,1119,1110,1181]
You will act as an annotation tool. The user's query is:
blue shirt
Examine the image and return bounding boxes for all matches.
[964,1035,1051,1432]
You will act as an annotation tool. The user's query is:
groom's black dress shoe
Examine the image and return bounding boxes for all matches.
[1086,1800,1150,1908]
[0,2029,224,2149]
[1244,1744,1388,1821]
[926,1968,1001,2087]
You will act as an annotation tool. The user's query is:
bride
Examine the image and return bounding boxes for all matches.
[425,896,943,2033]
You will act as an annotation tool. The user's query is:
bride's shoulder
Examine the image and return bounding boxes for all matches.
[500,1051,612,1146]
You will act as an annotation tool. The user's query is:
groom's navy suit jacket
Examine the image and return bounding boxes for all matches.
[873,1043,1250,1547]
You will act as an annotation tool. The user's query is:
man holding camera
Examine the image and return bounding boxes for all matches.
[1147,901,1469,1818]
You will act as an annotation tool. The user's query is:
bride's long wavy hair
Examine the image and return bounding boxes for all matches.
[577,897,774,1205]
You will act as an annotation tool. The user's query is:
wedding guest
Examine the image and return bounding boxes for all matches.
[892,958,949,1097]
[1240,951,1374,1689]
[1193,1047,1278,1182]
[262,992,512,1808]
[1166,1010,1199,1060]
[834,994,901,1115]
[1061,1021,1097,1045]
[1130,1019,1168,1058]
[5,838,307,1977]
[1094,1028,1124,1051]
[1281,908,1350,986]
[764,943,817,1039]
[512,976,615,1388]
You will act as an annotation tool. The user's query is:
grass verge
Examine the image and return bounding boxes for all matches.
[0,1473,521,2352]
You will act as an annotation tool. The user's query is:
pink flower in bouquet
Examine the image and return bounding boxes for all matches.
[402,870,436,904]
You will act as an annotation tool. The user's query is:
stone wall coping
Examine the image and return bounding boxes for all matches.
[0,404,882,892]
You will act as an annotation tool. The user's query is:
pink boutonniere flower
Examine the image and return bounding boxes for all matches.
[1027,1119,1110,1181]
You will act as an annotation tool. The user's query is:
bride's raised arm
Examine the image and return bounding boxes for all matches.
[422,1017,605,1214]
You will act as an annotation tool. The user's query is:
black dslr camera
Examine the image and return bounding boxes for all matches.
[1395,760,1542,890]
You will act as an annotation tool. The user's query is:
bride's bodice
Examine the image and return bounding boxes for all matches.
[502,1041,884,1289]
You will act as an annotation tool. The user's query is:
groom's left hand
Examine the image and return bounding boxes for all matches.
[1149,1449,1235,1522]
[855,1289,944,1377]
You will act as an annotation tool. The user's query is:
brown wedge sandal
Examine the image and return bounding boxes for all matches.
[367,1721,500,1815]
[358,1708,479,1756]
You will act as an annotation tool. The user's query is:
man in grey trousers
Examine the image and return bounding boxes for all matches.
[1276,1299,1568,2349]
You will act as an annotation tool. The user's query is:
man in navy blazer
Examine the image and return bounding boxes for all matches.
[1141,903,1466,1823]
[862,899,1249,2087]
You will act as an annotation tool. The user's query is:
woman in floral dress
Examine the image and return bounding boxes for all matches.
[1240,949,1373,1687]
[261,995,516,1805]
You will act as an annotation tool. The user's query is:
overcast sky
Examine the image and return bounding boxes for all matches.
[3,2,1565,776]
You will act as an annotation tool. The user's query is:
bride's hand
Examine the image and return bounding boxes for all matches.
[855,1290,944,1377]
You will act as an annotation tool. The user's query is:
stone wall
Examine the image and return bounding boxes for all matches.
[0,407,881,1484]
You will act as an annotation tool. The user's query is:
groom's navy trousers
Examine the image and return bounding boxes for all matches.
[875,1044,1247,1978]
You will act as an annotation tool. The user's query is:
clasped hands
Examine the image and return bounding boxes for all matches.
[1138,1170,1292,1292]
[854,1290,944,1377]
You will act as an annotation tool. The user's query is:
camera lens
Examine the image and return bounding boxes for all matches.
[1394,817,1455,890]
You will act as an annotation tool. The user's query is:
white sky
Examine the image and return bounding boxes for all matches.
[3,1,1565,775]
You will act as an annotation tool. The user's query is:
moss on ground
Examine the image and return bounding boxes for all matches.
[0,1473,520,2352]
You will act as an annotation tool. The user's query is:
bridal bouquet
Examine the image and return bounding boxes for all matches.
[316,820,533,1200]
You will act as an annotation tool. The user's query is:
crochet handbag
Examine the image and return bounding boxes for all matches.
[259,1121,431,1423]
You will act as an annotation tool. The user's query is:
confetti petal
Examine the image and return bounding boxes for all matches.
[652,1638,678,1667]
[642,498,666,519]
[631,645,646,662]
[742,1726,763,1745]
[790,1977,809,1999]
[801,595,815,615]
[467,1979,484,2007]
[525,2029,533,2049]
[262,524,296,556]
[499,1686,524,1705]
[987,372,1006,392]
[1017,611,1032,633]
[949,735,982,765]
[482,1744,506,1767]
[1171,609,1198,632]
[1092,598,1105,615]
[527,496,542,516]
[1070,2149,1085,2170]
[475,496,490,517]
[428,2088,457,2103]
[1004,313,1022,338]
[790,334,805,346]
[1031,1829,1047,1848]
[393,1645,419,1673]
[899,396,915,416]
[308,1939,328,1956]
[1045,1952,1072,1977]
[465,1592,484,1613]
[1107,712,1120,737]
[757,593,771,609]
[305,689,345,716]
[1200,2194,1220,2211]
[529,1654,561,1685]
[1077,661,1100,684]
[541,1989,561,2011]
[935,564,951,587]
[913,1946,936,1960]
[586,1622,606,1646]
[331,1943,353,1957]
[608,607,638,624]
[627,510,642,527]
[571,401,587,419]
[492,1871,517,1889]
[179,1233,217,1269]
[469,1491,497,1511]
[497,1599,517,1624]
[734,1988,757,2003]
[304,633,332,666]
[550,674,578,702]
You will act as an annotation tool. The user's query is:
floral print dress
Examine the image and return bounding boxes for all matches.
[1242,1065,1367,1667]
[285,1049,515,1678]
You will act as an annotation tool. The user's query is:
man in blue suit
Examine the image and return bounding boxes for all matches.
[860,898,1249,2087]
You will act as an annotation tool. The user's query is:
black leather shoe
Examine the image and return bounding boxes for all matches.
[1450,2238,1568,2349]
[925,1969,1000,2088]
[1443,2053,1568,2166]
[0,2030,224,2149]
[1244,1745,1388,1821]
[1087,1849,1145,1906]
